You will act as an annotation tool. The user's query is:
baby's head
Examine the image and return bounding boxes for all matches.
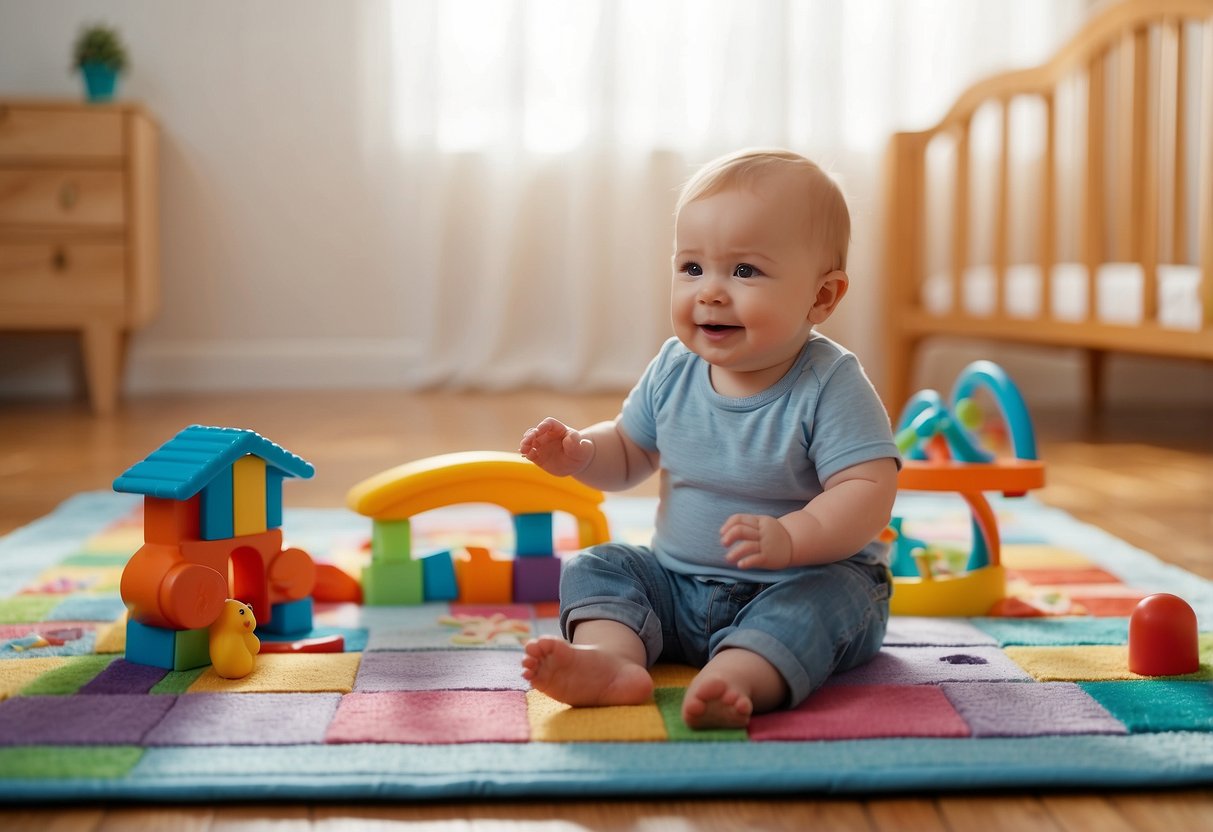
[671,149,852,390]
[675,149,850,274]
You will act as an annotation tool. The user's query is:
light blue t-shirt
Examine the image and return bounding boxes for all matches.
[619,334,901,582]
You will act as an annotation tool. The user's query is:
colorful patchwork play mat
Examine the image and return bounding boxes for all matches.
[1,491,1212,801]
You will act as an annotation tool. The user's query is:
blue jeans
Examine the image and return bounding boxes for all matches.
[559,543,891,707]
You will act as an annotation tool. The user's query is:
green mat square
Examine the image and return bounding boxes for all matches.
[654,687,747,742]
[0,746,143,779]
[59,552,134,567]
[149,667,207,695]
[0,595,60,625]
[1080,681,1213,733]
[19,655,117,696]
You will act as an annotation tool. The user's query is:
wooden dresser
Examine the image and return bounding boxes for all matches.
[0,100,159,414]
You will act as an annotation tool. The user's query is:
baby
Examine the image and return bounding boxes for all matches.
[520,149,900,729]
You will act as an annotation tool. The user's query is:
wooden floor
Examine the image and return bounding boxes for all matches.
[0,390,1211,831]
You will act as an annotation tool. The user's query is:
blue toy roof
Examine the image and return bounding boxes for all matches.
[112,425,315,500]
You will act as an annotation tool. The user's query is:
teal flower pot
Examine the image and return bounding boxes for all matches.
[80,62,118,102]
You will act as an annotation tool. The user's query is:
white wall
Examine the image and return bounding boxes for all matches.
[2,0,1210,408]
[1,1,428,395]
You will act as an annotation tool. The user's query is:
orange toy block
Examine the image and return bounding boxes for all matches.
[314,563,363,603]
[454,546,513,604]
[120,542,228,630]
[267,546,316,605]
[143,495,200,544]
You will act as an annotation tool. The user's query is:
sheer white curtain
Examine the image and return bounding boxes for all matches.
[362,0,1089,390]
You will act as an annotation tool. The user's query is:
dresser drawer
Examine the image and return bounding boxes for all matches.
[0,170,125,228]
[0,242,125,306]
[0,106,124,161]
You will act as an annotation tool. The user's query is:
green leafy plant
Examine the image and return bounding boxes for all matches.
[72,24,129,72]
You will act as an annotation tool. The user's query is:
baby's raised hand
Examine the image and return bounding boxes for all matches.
[520,417,594,477]
[721,514,793,571]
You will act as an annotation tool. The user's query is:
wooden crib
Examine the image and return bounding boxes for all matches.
[881,0,1213,416]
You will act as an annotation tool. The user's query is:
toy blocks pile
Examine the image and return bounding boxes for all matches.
[362,512,562,606]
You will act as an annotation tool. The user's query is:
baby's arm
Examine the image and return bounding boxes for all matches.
[721,457,899,570]
[520,416,659,492]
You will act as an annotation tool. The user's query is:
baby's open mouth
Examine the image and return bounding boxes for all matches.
[701,324,740,332]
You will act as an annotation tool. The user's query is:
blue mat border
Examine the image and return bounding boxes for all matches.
[4,734,1213,801]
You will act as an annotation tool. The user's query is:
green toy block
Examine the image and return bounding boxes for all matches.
[362,559,424,606]
[173,626,211,670]
[371,519,412,562]
[126,619,210,671]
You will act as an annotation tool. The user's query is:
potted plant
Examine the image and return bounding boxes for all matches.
[72,24,129,102]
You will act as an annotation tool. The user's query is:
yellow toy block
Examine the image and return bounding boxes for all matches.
[454,546,513,604]
[346,451,610,548]
[232,454,268,537]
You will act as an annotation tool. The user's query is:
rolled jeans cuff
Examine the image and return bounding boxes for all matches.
[561,596,665,667]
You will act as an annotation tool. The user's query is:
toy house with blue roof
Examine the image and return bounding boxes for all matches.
[113,425,317,669]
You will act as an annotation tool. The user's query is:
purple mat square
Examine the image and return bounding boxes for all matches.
[941,682,1128,737]
[884,616,998,647]
[79,659,168,695]
[355,649,528,691]
[145,693,342,746]
[0,694,175,745]
[828,645,1032,686]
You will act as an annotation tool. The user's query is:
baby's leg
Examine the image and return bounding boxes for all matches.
[522,619,653,707]
[682,647,787,729]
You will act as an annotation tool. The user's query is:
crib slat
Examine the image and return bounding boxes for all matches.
[1142,27,1161,324]
[1170,20,1189,263]
[1085,51,1107,323]
[952,123,970,312]
[994,98,1010,318]
[1201,20,1213,328]
[1116,28,1150,263]
[1041,90,1057,320]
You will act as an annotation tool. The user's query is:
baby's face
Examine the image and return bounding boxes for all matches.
[671,173,831,387]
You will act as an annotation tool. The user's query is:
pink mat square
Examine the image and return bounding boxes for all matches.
[748,685,970,741]
[326,690,530,744]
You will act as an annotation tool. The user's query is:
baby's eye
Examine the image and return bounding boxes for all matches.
[733,263,761,278]
[680,262,703,277]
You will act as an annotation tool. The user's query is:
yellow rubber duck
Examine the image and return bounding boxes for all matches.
[208,599,260,679]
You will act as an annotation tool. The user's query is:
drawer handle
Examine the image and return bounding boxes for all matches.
[52,247,69,272]
[59,182,80,211]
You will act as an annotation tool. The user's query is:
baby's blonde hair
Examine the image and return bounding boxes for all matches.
[675,149,851,271]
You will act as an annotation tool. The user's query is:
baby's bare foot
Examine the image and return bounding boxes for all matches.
[521,635,653,706]
[682,674,754,729]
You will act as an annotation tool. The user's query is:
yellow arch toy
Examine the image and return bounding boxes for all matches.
[346,451,610,548]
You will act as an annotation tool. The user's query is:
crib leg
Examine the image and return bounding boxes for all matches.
[1084,348,1105,427]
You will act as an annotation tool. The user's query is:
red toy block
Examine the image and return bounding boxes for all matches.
[454,547,513,604]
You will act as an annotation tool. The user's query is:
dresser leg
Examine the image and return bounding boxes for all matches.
[81,323,123,415]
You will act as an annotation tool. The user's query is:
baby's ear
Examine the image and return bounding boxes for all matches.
[808,270,849,324]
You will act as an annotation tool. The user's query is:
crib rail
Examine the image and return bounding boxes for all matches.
[882,0,1213,413]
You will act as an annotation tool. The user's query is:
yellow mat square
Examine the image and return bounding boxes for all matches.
[1006,644,1213,681]
[85,529,143,553]
[526,689,668,742]
[0,657,68,700]
[29,565,123,594]
[1000,545,1097,570]
[649,663,697,687]
[94,612,128,654]
[187,652,362,693]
